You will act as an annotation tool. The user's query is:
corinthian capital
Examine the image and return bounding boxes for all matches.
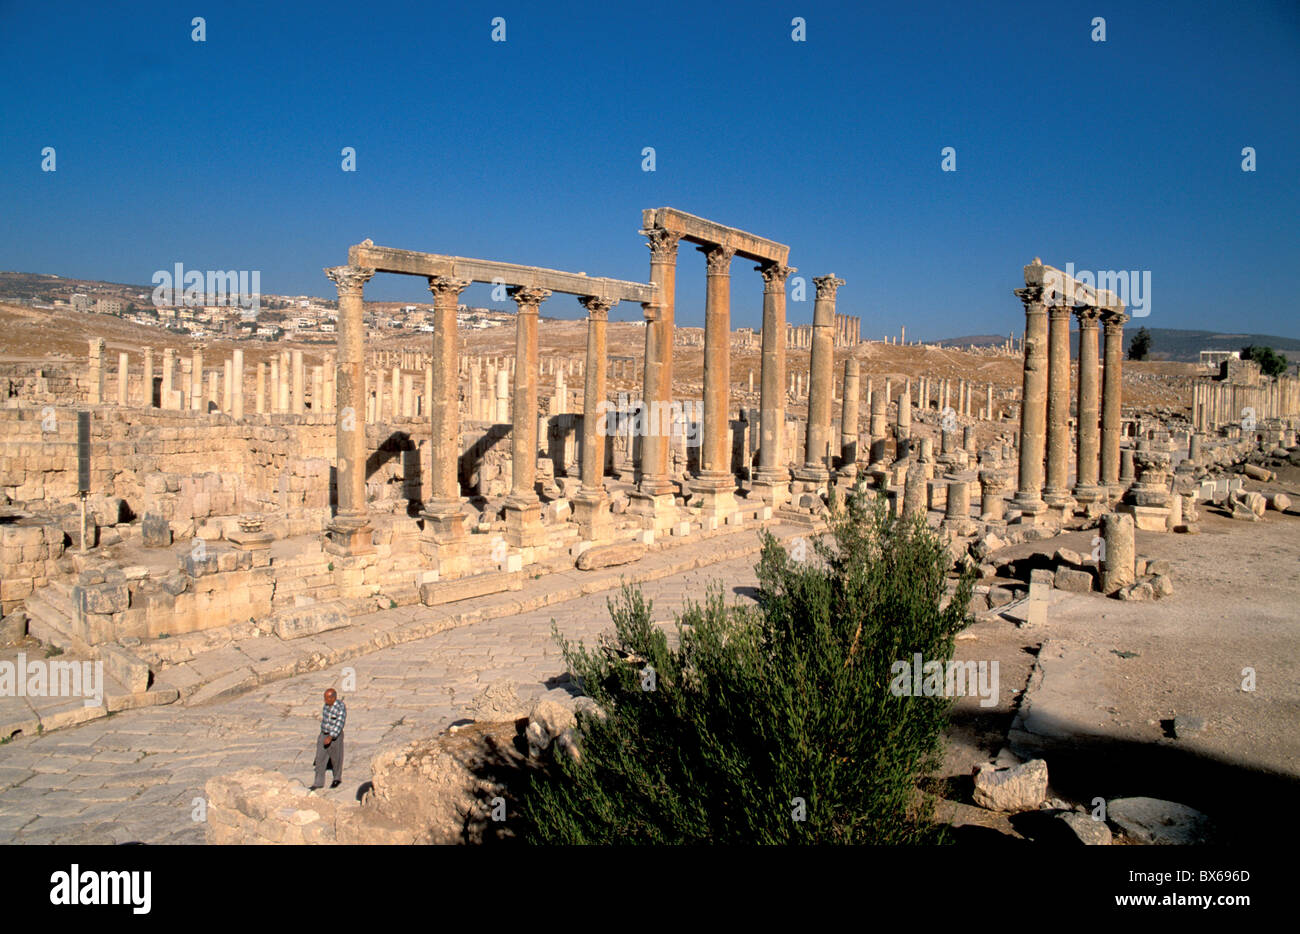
[1101,309,1130,331]
[508,286,552,311]
[324,265,376,297]
[1014,286,1045,309]
[813,274,845,300]
[1074,305,1104,326]
[700,245,736,275]
[758,263,796,293]
[578,295,618,320]
[427,276,471,299]
[641,228,682,262]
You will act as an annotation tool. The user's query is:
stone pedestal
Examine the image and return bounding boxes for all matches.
[503,499,545,548]
[420,506,468,578]
[572,490,612,541]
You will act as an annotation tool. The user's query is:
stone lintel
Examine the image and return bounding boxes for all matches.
[641,207,789,264]
[347,243,656,304]
[1022,259,1125,313]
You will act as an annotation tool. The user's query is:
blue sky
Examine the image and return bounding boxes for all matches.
[2,0,1297,338]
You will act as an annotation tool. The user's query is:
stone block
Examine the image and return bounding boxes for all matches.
[1053,567,1095,593]
[272,601,349,641]
[141,513,172,548]
[97,643,150,694]
[972,759,1048,812]
[576,542,646,571]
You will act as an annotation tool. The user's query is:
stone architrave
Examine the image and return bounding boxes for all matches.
[323,265,375,555]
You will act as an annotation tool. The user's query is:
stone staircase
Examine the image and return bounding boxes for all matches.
[24,579,91,656]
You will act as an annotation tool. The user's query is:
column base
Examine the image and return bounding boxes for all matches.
[503,498,546,548]
[325,515,373,556]
[572,490,613,541]
[420,504,468,579]
[1013,492,1048,525]
[691,471,737,517]
[628,489,678,532]
[750,475,792,508]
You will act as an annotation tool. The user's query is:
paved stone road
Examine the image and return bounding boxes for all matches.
[0,554,765,844]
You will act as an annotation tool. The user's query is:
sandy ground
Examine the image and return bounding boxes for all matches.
[934,466,1300,843]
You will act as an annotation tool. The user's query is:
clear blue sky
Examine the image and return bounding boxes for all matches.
[2,0,1297,338]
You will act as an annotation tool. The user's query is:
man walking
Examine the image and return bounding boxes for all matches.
[311,687,346,791]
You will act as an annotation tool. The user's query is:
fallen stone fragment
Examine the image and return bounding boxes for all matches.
[972,758,1048,812]
[1057,810,1113,845]
[1107,797,1212,845]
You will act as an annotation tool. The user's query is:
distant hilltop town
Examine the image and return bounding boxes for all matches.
[0,271,510,343]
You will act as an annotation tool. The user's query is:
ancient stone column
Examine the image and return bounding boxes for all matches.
[1073,306,1103,504]
[868,391,888,471]
[505,286,550,546]
[162,348,176,409]
[637,228,681,502]
[1013,285,1049,520]
[1100,310,1128,493]
[292,350,305,415]
[256,362,266,415]
[423,275,471,561]
[943,478,971,532]
[270,357,281,413]
[897,384,912,442]
[86,339,105,405]
[116,352,129,406]
[696,244,738,516]
[279,352,291,412]
[323,264,375,555]
[207,372,219,412]
[840,357,860,474]
[1100,512,1136,594]
[979,468,1012,521]
[755,262,795,501]
[424,364,433,419]
[190,347,203,411]
[143,346,154,407]
[896,463,921,520]
[232,349,245,420]
[574,295,616,539]
[222,359,233,413]
[986,384,994,420]
[800,275,845,484]
[324,353,336,411]
[1043,302,1073,510]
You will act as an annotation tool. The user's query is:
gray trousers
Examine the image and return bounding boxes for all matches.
[313,731,344,786]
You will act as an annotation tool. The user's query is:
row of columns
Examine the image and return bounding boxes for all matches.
[1013,284,1128,521]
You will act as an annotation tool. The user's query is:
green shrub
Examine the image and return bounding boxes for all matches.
[518,486,975,844]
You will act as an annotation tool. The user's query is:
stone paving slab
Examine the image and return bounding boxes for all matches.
[0,538,786,844]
